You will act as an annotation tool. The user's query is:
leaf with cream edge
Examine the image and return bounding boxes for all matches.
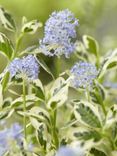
[91,139,112,156]
[74,101,102,128]
[47,77,69,109]
[83,35,99,57]
[0,33,14,59]
[73,127,101,142]
[21,19,42,34]
[0,84,3,108]
[37,56,54,79]
[0,7,16,32]
[11,94,39,108]
[98,49,117,79]
[29,107,50,129]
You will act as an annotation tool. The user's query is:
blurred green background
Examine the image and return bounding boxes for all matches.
[0,0,117,79]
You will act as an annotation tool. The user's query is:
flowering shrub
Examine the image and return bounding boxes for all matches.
[0,7,117,156]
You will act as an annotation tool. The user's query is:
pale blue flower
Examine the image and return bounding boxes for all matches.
[0,123,22,154]
[56,146,85,156]
[56,147,77,156]
[70,62,98,89]
[21,55,39,80]
[8,58,22,78]
[40,9,78,58]
[8,55,39,80]
[9,123,22,140]
[0,146,6,156]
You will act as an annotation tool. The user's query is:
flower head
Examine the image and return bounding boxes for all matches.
[56,146,84,156]
[56,147,77,156]
[56,147,76,156]
[40,9,78,58]
[21,55,39,80]
[8,58,22,78]
[70,62,98,89]
[0,123,22,154]
[8,55,39,80]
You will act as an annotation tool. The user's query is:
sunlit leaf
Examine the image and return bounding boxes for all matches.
[11,94,39,108]
[0,84,3,108]
[91,139,112,156]
[83,35,99,57]
[74,101,102,128]
[73,128,101,142]
[0,7,16,32]
[0,33,14,59]
[91,81,106,105]
[21,20,42,34]
[32,79,45,100]
[47,77,68,108]
[37,56,54,79]
[1,71,10,91]
[98,49,117,78]
[29,107,50,129]
[0,108,14,120]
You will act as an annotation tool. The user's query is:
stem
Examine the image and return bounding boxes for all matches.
[14,32,24,58]
[74,52,86,61]
[96,53,100,68]
[86,88,91,102]
[50,108,59,149]
[101,101,107,116]
[23,79,27,141]
[16,33,24,51]
[54,57,60,78]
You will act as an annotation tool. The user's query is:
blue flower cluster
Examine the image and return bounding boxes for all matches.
[40,9,78,58]
[56,146,85,156]
[70,62,98,89]
[56,147,77,156]
[8,55,39,80]
[0,123,22,155]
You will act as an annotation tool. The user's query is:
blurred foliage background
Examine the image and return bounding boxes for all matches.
[0,0,117,81]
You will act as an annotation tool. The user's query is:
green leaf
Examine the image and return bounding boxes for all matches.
[21,19,42,34]
[104,105,117,130]
[111,122,117,141]
[0,7,16,32]
[33,79,44,93]
[0,108,14,120]
[0,84,3,108]
[32,79,45,100]
[36,124,47,149]
[37,56,54,79]
[1,71,10,91]
[107,61,117,69]
[83,35,99,57]
[2,98,11,108]
[11,94,39,108]
[74,129,101,142]
[98,49,117,78]
[74,101,102,128]
[0,33,14,59]
[91,139,112,156]
[47,77,68,108]
[90,148,107,156]
[91,81,106,105]
[29,107,50,129]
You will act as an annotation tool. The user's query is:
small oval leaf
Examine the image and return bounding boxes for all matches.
[21,20,42,34]
[0,33,14,59]
[83,35,99,57]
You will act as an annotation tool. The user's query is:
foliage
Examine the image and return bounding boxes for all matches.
[0,7,117,156]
